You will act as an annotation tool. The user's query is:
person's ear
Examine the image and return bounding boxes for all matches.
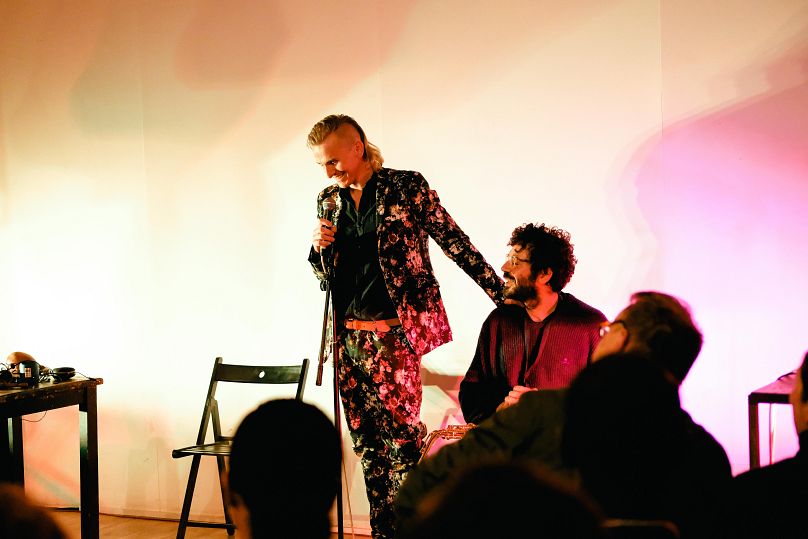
[789,370,808,434]
[227,492,252,537]
[792,399,808,435]
[221,470,237,507]
[616,325,630,352]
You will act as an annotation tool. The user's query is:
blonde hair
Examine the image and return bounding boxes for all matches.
[307,114,384,172]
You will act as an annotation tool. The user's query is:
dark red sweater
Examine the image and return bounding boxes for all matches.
[459,293,606,423]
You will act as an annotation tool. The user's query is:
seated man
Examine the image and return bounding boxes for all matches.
[395,291,722,532]
[459,223,606,423]
[727,351,808,538]
[225,399,341,539]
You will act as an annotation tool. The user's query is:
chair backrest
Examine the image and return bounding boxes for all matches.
[194,357,309,446]
[602,519,680,539]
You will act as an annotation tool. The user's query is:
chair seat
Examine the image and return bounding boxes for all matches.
[172,440,232,459]
[602,518,680,538]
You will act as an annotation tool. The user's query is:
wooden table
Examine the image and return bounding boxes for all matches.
[1,376,103,539]
[748,371,795,469]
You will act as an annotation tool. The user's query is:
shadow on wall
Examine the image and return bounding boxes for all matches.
[622,32,808,471]
[629,41,808,291]
[58,2,617,153]
[68,1,288,140]
[64,1,416,144]
[96,408,185,519]
[22,407,81,508]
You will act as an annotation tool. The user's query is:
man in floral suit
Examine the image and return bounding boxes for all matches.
[307,114,503,539]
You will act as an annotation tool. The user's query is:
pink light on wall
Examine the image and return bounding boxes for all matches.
[626,47,808,473]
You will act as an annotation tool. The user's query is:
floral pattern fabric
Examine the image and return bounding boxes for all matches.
[311,168,505,357]
[309,167,504,539]
[338,327,425,539]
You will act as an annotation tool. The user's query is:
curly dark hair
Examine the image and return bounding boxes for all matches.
[509,223,577,292]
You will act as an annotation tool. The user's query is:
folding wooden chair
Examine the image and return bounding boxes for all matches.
[171,357,309,538]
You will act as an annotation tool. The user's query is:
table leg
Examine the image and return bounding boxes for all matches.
[748,401,759,469]
[79,386,100,539]
[1,418,7,482]
[3,416,25,484]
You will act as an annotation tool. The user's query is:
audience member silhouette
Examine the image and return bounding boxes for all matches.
[561,354,730,539]
[727,350,808,538]
[225,399,341,539]
[0,484,67,539]
[591,291,703,384]
[400,459,605,539]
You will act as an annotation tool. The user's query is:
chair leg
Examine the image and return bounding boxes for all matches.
[216,455,236,536]
[176,455,202,539]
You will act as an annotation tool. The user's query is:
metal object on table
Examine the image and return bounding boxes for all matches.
[419,423,476,461]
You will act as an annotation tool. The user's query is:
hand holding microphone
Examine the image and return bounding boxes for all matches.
[312,197,337,253]
[314,197,338,276]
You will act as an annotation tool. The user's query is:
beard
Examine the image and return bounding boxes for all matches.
[503,273,538,303]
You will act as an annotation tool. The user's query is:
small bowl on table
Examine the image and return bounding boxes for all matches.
[51,367,76,382]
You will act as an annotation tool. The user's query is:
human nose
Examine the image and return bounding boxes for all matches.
[324,164,336,177]
[501,260,510,273]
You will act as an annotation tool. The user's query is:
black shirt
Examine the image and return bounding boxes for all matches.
[332,175,397,324]
[519,317,548,384]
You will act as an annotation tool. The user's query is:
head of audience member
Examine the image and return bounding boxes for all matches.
[789,351,808,435]
[226,399,341,539]
[401,459,605,539]
[0,484,67,539]
[502,223,577,303]
[307,114,384,188]
[593,291,702,384]
[562,354,687,525]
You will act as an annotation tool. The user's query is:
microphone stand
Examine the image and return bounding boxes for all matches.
[316,252,344,539]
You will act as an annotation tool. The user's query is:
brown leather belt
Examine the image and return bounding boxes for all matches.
[344,317,401,332]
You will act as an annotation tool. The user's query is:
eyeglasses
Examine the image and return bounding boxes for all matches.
[507,253,531,266]
[599,320,626,338]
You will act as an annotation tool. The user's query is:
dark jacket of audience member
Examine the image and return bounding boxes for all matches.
[562,354,731,539]
[400,459,605,539]
[727,351,808,539]
[395,387,571,530]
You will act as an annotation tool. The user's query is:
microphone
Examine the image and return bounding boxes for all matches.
[320,196,337,275]
[321,196,337,223]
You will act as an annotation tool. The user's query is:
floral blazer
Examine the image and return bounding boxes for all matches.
[310,167,504,357]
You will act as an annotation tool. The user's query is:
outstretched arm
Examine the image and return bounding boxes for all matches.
[411,175,504,304]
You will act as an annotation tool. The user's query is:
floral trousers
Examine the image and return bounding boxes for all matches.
[337,326,426,539]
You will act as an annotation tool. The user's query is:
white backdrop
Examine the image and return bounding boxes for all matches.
[2,0,807,531]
